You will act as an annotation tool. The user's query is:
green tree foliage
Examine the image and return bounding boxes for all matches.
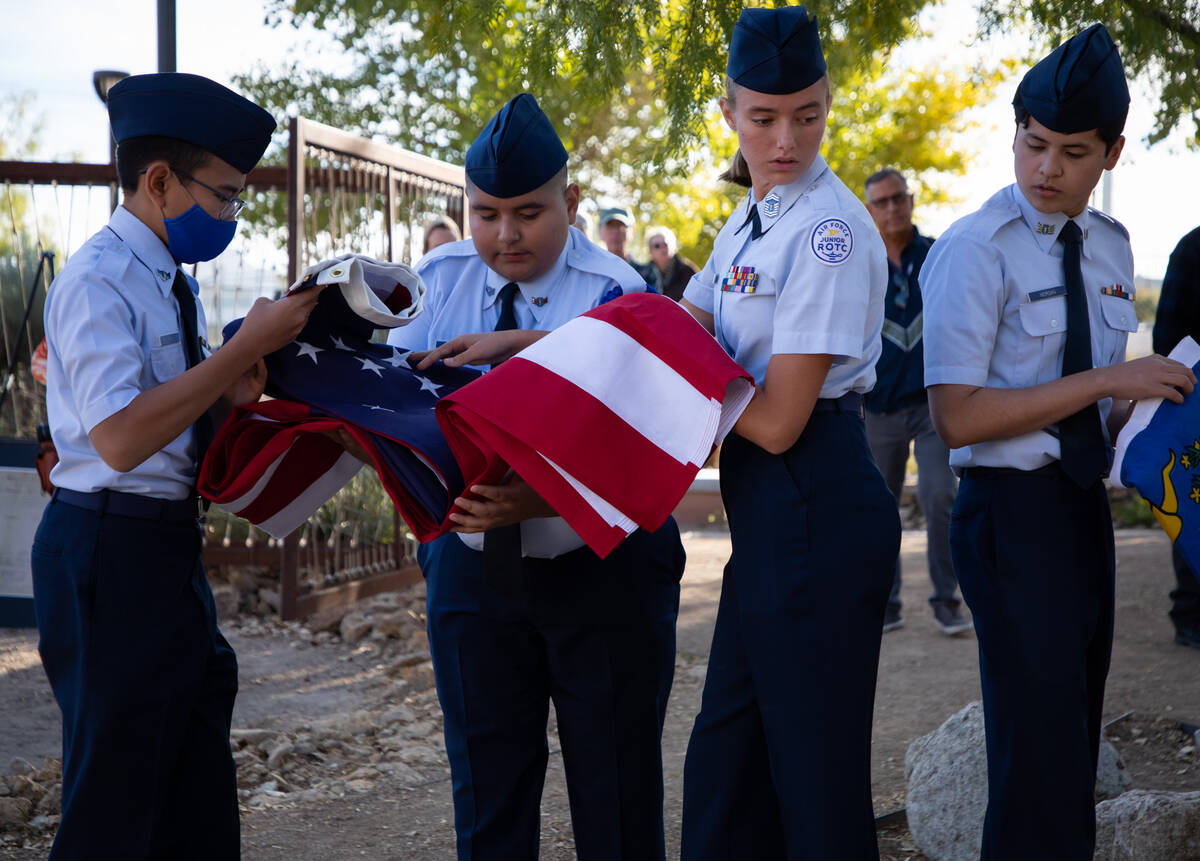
[979,0,1200,146]
[237,0,1190,261]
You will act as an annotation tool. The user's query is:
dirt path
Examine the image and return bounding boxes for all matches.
[2,528,1197,860]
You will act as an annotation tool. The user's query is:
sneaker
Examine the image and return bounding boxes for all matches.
[934,603,972,636]
[1175,627,1200,650]
[883,609,904,633]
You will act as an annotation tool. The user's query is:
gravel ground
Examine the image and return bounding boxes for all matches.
[1,527,1197,859]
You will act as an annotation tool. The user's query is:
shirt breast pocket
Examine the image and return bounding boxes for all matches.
[1017,296,1067,384]
[149,343,187,383]
[719,273,778,351]
[1099,294,1138,362]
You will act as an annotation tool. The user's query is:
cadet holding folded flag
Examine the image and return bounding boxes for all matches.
[675,7,899,858]
[921,25,1196,858]
[32,74,322,859]
[388,94,685,860]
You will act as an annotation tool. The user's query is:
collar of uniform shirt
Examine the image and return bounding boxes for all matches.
[108,205,183,297]
[1012,183,1095,260]
[480,230,573,324]
[740,154,830,224]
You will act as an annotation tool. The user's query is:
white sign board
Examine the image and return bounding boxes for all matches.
[0,466,46,599]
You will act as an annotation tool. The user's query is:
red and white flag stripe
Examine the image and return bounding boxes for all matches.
[437,293,754,557]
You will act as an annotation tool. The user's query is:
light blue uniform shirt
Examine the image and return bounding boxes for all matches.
[388,225,647,557]
[390,226,643,355]
[682,155,888,395]
[44,206,205,500]
[921,183,1137,471]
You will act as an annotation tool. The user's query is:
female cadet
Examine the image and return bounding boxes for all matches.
[677,7,899,859]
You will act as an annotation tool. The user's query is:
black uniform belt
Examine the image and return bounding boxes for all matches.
[812,392,863,416]
[960,463,1065,480]
[52,487,204,522]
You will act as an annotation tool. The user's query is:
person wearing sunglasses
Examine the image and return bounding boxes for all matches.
[862,168,968,637]
[645,225,698,302]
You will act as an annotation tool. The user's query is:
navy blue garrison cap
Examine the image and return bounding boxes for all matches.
[465,94,568,198]
[726,6,826,95]
[107,73,275,174]
[1015,23,1129,135]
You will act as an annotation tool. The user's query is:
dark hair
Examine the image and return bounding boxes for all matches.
[1012,92,1125,154]
[115,136,213,192]
[864,168,907,195]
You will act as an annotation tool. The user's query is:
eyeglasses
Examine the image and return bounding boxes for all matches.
[171,167,246,220]
[868,190,912,210]
[649,241,668,250]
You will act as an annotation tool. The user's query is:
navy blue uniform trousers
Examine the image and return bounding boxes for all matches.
[419,519,684,860]
[682,408,900,860]
[952,466,1114,861]
[31,497,240,860]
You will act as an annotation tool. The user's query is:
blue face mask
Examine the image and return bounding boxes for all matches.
[163,204,238,264]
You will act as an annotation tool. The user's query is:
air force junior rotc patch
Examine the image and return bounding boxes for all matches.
[810,218,853,265]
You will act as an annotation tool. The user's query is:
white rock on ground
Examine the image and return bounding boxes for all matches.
[1094,789,1200,860]
[905,701,989,861]
[905,701,1131,861]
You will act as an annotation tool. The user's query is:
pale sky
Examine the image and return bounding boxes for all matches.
[2,0,1197,280]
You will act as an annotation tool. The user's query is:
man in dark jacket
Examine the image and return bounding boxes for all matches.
[645,225,698,301]
[864,168,967,636]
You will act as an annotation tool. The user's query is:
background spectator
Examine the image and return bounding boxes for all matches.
[645,225,698,301]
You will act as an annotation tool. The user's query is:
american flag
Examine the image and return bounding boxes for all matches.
[437,293,754,557]
[1112,336,1200,570]
[201,284,753,558]
[198,266,481,541]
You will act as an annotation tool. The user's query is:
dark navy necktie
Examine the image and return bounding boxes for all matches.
[740,204,765,241]
[494,281,519,332]
[171,271,214,474]
[484,280,523,591]
[1056,220,1108,488]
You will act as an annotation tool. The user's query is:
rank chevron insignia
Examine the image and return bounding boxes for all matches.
[881,312,923,352]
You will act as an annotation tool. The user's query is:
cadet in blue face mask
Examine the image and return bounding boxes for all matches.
[33,73,323,859]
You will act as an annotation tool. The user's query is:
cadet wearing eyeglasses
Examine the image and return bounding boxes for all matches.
[33,73,321,859]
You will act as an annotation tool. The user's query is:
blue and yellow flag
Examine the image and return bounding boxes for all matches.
[1112,338,1200,569]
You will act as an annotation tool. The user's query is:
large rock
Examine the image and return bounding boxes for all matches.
[905,701,988,861]
[339,612,372,643]
[907,701,1133,861]
[306,604,349,634]
[1094,790,1200,860]
[0,796,32,825]
[1095,738,1133,800]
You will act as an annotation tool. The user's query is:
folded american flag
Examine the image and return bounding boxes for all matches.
[201,266,753,558]
[1112,336,1200,571]
[437,293,754,557]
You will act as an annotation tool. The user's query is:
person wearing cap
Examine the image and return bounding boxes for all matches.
[598,205,655,283]
[921,25,1195,857]
[388,93,684,860]
[645,225,699,302]
[32,73,322,859]
[861,168,967,637]
[674,6,898,857]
